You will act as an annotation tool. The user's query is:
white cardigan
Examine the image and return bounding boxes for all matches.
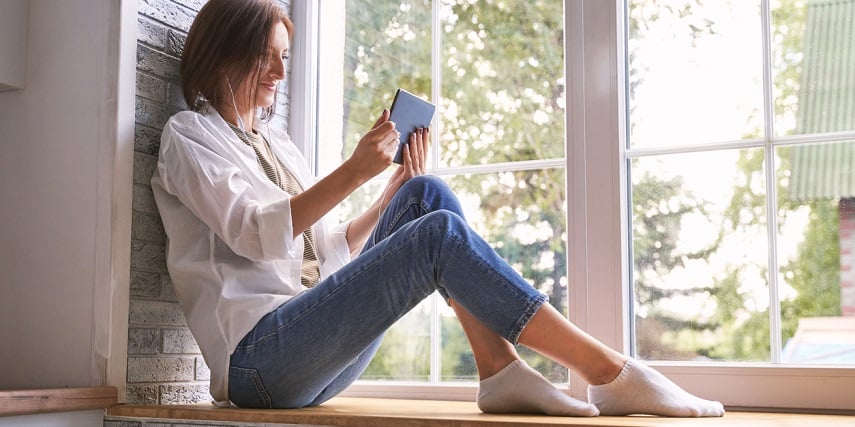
[151,109,351,405]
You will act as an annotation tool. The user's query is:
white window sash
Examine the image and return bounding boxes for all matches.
[294,0,855,411]
[288,0,320,174]
[572,0,855,411]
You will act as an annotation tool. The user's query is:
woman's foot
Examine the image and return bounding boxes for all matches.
[477,360,599,417]
[587,358,725,417]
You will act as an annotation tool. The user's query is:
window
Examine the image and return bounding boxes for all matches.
[622,0,855,409]
[309,0,567,393]
[291,0,855,409]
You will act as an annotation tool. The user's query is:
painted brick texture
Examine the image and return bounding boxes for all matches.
[129,0,292,405]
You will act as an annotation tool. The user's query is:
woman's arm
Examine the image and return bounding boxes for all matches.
[345,127,430,253]
[289,110,400,239]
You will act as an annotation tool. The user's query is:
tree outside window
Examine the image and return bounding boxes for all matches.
[627,0,855,365]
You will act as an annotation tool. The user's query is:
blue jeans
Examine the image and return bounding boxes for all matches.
[228,175,547,408]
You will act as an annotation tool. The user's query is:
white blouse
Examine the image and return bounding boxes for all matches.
[151,109,352,405]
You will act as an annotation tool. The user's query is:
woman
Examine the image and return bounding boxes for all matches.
[151,0,724,417]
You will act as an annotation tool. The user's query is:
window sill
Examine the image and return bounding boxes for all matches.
[0,386,117,417]
[105,397,855,427]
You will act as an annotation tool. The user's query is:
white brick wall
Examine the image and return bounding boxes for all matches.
[129,0,292,405]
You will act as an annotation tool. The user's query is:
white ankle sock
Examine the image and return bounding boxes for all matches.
[587,358,724,417]
[477,360,599,417]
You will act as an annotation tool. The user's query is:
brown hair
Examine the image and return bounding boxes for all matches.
[181,0,293,123]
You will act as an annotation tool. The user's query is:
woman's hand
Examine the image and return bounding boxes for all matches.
[343,125,431,253]
[290,110,398,239]
[342,109,400,183]
[381,126,431,207]
[401,127,429,177]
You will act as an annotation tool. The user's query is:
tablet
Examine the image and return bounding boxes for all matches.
[389,88,436,164]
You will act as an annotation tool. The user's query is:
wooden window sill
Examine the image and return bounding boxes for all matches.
[0,386,117,417]
[106,397,855,427]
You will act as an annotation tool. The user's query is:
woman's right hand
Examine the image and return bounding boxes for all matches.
[344,109,400,182]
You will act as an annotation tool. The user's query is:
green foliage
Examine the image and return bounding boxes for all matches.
[440,0,566,165]
[780,200,841,342]
[360,309,431,380]
[706,267,770,361]
[631,169,722,360]
[630,0,843,363]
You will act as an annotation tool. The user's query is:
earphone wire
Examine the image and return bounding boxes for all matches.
[226,76,249,140]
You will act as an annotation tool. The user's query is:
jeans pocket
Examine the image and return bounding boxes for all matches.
[228,366,272,408]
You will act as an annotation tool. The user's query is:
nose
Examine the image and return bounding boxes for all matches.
[270,56,285,80]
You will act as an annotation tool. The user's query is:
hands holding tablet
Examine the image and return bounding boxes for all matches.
[340,105,431,253]
[390,89,436,165]
[386,125,430,195]
[348,89,433,194]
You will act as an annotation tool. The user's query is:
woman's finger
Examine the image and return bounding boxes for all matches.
[409,131,422,175]
[371,109,390,129]
[416,128,428,175]
[422,127,431,152]
[400,143,410,175]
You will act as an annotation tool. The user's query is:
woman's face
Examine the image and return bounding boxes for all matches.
[229,21,289,115]
[255,21,290,109]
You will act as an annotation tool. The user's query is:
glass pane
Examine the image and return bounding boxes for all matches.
[439,1,565,167]
[339,0,432,174]
[627,0,763,148]
[631,149,771,362]
[441,169,568,382]
[773,0,855,137]
[329,0,436,383]
[345,181,435,381]
[778,143,855,364]
[337,180,385,225]
[361,300,432,381]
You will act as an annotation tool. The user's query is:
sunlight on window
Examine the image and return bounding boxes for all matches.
[628,0,855,365]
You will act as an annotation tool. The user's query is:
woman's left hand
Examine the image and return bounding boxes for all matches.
[401,127,429,178]
[383,127,430,205]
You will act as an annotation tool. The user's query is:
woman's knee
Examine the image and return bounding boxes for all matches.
[421,209,468,240]
[400,175,448,195]
[400,175,462,216]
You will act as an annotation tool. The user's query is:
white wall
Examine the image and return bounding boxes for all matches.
[0,0,133,393]
[0,0,28,91]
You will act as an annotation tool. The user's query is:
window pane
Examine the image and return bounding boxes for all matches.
[339,180,436,382]
[779,143,855,364]
[339,0,432,174]
[441,169,568,382]
[627,0,763,148]
[773,0,855,137]
[361,300,432,381]
[439,1,565,167]
[771,0,855,364]
[631,149,771,362]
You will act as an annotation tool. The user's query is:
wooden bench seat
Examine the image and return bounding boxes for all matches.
[106,397,855,427]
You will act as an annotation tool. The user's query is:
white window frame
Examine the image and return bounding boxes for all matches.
[291,0,855,411]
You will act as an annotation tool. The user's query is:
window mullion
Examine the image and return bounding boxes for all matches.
[760,0,783,364]
[429,0,442,384]
[288,0,320,173]
[565,0,625,400]
[430,0,441,170]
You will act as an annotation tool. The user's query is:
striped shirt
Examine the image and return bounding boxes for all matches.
[229,124,321,287]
